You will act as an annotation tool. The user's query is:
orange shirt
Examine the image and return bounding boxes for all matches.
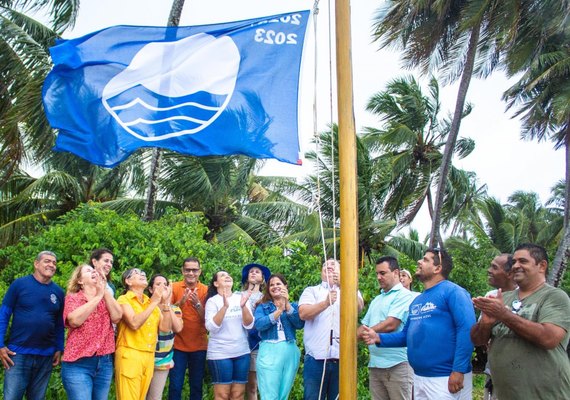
[171,281,208,352]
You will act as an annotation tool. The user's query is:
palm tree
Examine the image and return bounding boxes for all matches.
[159,153,308,247]
[298,125,397,262]
[143,0,187,221]
[0,0,79,179]
[371,0,479,247]
[503,20,570,284]
[470,196,518,254]
[441,169,487,237]
[371,0,543,247]
[362,76,476,227]
[468,192,562,255]
[506,191,554,244]
[0,153,153,246]
[387,228,428,262]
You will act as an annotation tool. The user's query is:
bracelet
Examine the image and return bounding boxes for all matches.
[161,306,171,312]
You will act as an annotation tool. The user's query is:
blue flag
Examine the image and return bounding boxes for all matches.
[43,11,310,167]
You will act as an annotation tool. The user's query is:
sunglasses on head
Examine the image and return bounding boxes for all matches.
[126,268,146,280]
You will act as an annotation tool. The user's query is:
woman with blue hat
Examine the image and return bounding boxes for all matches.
[241,263,271,400]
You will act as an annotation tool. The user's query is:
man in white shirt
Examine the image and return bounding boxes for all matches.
[299,259,363,400]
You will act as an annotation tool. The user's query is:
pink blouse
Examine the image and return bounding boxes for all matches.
[62,291,115,362]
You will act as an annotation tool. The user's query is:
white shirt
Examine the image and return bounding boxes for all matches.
[299,282,362,359]
[205,293,254,360]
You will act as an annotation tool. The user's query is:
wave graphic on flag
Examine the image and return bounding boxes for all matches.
[43,11,310,167]
[101,33,240,141]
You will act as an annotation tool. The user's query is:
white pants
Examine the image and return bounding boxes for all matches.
[414,372,472,400]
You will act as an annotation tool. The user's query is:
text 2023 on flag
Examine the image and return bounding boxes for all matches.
[42,11,310,167]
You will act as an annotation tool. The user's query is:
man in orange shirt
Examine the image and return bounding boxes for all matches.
[168,257,208,400]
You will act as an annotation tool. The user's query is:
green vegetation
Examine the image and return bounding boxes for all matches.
[0,204,562,398]
[1,0,569,398]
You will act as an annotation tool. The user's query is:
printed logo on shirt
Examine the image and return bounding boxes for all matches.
[410,302,437,319]
[421,302,436,312]
[226,305,242,318]
[50,293,58,304]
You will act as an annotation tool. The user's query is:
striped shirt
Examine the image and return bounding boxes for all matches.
[154,305,182,370]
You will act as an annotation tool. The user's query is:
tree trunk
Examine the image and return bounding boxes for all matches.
[429,23,481,248]
[143,0,186,221]
[548,122,570,286]
[564,125,570,230]
[548,225,570,287]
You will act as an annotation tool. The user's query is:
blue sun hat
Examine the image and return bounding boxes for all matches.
[241,263,271,285]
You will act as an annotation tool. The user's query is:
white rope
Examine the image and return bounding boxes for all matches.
[327,0,338,262]
[310,0,342,398]
[322,0,341,395]
[313,0,328,265]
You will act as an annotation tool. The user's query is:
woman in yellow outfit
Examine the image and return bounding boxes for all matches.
[115,268,171,400]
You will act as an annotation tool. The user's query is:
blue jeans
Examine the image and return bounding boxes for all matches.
[207,353,251,384]
[3,353,54,400]
[61,354,114,400]
[168,350,206,400]
[303,355,339,400]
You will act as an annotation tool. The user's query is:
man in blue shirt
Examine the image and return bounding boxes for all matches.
[363,248,475,400]
[0,251,65,400]
[358,256,415,400]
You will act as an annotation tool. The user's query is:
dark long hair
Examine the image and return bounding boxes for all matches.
[205,271,227,302]
[147,274,168,296]
[259,273,288,305]
[89,248,114,281]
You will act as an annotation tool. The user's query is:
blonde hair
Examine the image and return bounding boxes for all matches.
[67,264,91,293]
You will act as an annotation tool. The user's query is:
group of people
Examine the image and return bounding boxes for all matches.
[0,242,568,400]
[358,243,570,400]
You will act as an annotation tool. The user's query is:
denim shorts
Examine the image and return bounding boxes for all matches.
[208,353,251,384]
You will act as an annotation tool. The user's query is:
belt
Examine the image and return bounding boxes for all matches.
[318,358,339,363]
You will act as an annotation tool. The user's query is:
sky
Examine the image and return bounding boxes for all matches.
[65,0,564,235]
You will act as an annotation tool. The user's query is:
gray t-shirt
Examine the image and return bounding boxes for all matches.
[489,284,570,399]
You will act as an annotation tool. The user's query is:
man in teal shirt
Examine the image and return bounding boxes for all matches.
[358,256,415,400]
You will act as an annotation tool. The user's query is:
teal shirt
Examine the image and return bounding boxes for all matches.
[362,283,415,368]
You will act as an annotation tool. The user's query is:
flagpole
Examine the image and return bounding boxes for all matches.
[335,0,359,398]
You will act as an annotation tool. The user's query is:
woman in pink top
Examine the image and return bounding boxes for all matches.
[61,264,123,400]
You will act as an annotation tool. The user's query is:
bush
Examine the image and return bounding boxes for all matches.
[0,204,373,398]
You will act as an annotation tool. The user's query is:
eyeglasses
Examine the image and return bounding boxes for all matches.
[126,268,146,279]
[511,300,522,313]
[183,268,201,274]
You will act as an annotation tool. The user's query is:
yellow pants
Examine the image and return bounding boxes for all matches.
[115,346,155,400]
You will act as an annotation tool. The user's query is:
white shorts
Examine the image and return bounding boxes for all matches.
[414,372,472,400]
[249,349,258,372]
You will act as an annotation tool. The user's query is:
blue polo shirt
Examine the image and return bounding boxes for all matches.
[362,283,414,368]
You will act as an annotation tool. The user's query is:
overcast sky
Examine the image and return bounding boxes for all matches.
[66,0,564,235]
